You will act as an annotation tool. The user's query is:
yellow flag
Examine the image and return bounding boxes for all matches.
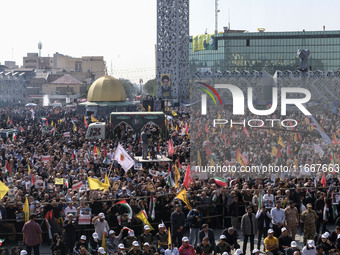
[294,156,299,169]
[91,115,99,122]
[171,110,177,117]
[87,177,110,191]
[294,133,298,142]
[23,197,29,222]
[102,233,106,252]
[73,123,77,132]
[55,178,64,185]
[51,121,54,127]
[136,210,154,230]
[148,105,151,112]
[175,188,192,210]
[197,150,202,167]
[0,180,9,199]
[271,146,278,157]
[104,173,110,187]
[28,165,31,175]
[168,228,172,247]
[7,116,10,124]
[278,136,285,148]
[174,164,180,188]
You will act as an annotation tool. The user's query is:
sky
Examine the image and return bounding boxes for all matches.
[1,0,339,83]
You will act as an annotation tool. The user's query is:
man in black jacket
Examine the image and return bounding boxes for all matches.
[170,205,185,247]
[221,227,240,250]
[256,205,271,249]
[198,224,216,252]
[187,207,202,248]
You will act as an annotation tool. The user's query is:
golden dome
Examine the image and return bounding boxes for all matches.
[87,75,126,102]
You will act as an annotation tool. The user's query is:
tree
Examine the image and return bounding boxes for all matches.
[119,79,138,98]
[143,78,157,96]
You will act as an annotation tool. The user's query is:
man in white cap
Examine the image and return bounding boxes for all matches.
[92,213,110,242]
[124,231,138,250]
[20,251,28,255]
[90,232,101,254]
[302,240,316,255]
[142,242,153,255]
[128,241,142,255]
[278,227,293,253]
[63,213,78,255]
[252,248,263,255]
[107,229,124,255]
[318,232,336,254]
[216,235,231,255]
[73,235,88,254]
[156,223,168,253]
[98,247,106,255]
[140,225,153,246]
[264,229,279,255]
[118,243,126,255]
[179,237,195,255]
[285,241,300,255]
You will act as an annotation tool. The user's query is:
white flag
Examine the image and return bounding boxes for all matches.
[313,143,324,156]
[114,144,134,172]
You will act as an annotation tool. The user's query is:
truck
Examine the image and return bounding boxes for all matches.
[85,112,166,140]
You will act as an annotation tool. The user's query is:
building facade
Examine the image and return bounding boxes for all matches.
[189,30,340,75]
[53,53,105,80]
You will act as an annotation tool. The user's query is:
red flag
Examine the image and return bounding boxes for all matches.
[276,147,281,158]
[205,123,209,133]
[20,126,25,132]
[5,160,12,175]
[30,172,36,186]
[222,132,227,146]
[232,131,236,138]
[206,147,212,158]
[243,127,250,138]
[177,158,181,169]
[128,144,132,152]
[84,116,88,128]
[45,210,53,220]
[287,140,291,155]
[104,147,108,157]
[298,133,302,141]
[183,164,193,189]
[321,172,326,187]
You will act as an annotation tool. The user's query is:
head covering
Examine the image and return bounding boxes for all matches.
[234,249,243,255]
[144,242,150,246]
[308,240,315,248]
[98,247,106,254]
[281,227,287,232]
[132,241,139,247]
[268,229,274,234]
[252,249,261,254]
[307,203,313,208]
[118,244,125,249]
[220,235,226,240]
[158,223,165,229]
[129,231,135,237]
[291,241,297,247]
[20,251,28,255]
[182,237,189,242]
[144,225,150,230]
[92,232,99,239]
[81,235,87,240]
[109,230,115,235]
[98,212,105,219]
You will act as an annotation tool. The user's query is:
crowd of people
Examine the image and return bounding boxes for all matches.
[0,104,339,255]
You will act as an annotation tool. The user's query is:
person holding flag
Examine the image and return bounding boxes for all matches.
[255,205,272,250]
